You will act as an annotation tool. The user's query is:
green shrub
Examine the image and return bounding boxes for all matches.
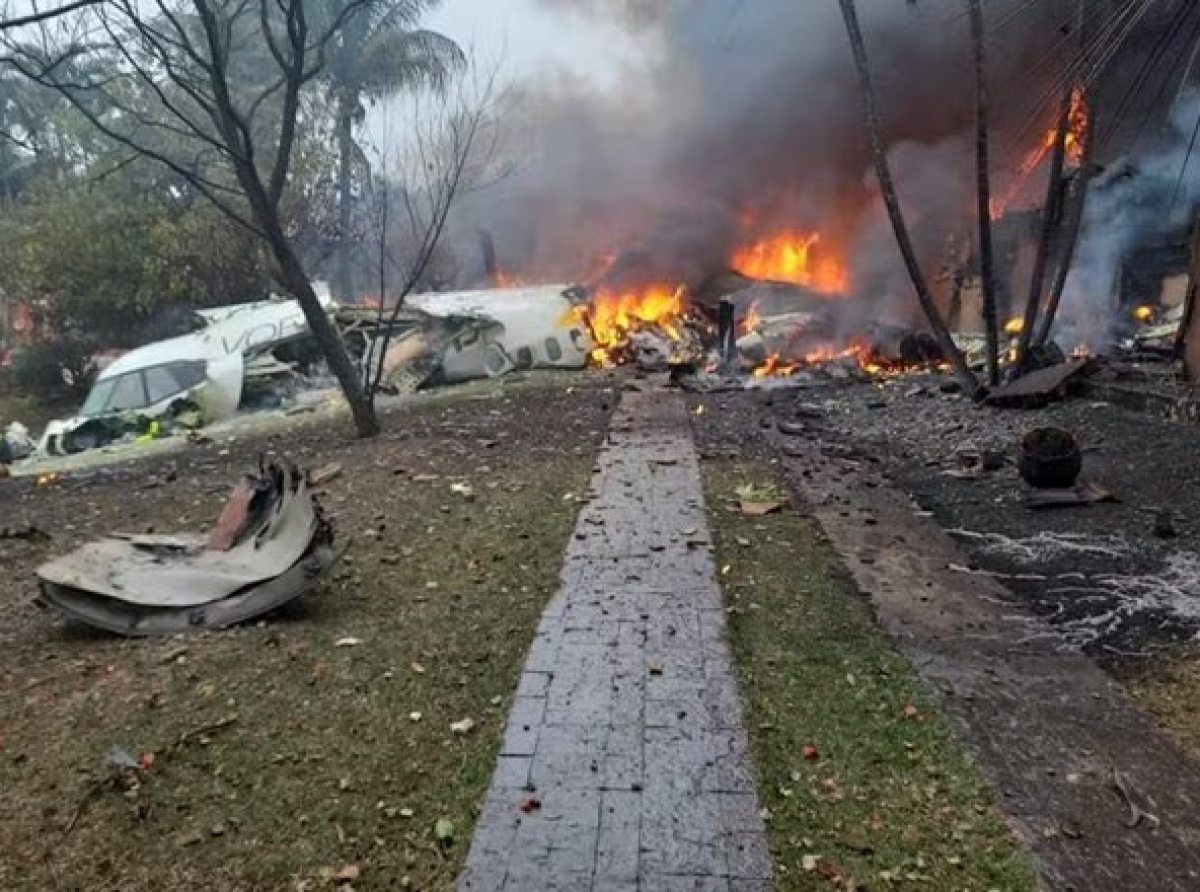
[12,338,97,401]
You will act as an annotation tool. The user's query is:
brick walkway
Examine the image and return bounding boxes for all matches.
[458,390,773,892]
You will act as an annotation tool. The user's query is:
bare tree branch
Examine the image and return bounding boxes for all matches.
[1,0,385,436]
[0,0,101,32]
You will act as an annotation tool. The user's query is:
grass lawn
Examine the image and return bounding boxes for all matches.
[0,378,612,891]
[1126,652,1200,768]
[701,456,1037,891]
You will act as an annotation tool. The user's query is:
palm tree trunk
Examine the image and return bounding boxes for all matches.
[838,0,980,396]
[335,96,356,303]
[1033,103,1095,350]
[1015,85,1073,371]
[969,0,1000,386]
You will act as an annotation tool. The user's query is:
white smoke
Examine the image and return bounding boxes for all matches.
[1056,90,1200,349]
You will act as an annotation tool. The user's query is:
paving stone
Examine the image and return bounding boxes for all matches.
[457,391,770,891]
[728,881,773,892]
[516,671,552,699]
[718,793,767,834]
[643,875,731,891]
[491,756,533,790]
[724,832,773,879]
[499,697,546,757]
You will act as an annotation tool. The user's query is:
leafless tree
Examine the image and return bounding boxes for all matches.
[361,63,507,402]
[2,1,388,436]
[838,0,980,396]
[0,1,101,31]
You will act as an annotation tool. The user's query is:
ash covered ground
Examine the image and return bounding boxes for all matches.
[691,372,1200,659]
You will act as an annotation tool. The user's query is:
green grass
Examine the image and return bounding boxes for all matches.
[0,383,609,892]
[702,458,1037,892]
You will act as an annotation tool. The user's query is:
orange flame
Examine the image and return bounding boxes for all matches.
[753,354,800,379]
[732,231,849,294]
[741,302,762,336]
[572,283,687,365]
[992,87,1088,220]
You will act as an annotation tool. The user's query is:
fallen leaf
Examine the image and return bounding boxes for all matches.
[903,702,919,719]
[803,745,820,761]
[450,718,476,735]
[310,463,343,487]
[140,752,156,771]
[334,638,362,648]
[434,818,455,844]
[318,864,360,884]
[739,500,785,517]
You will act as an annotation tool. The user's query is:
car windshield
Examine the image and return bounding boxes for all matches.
[79,379,116,417]
[76,361,208,418]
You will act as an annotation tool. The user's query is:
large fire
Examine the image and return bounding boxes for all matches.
[991,86,1089,220]
[572,283,687,365]
[731,231,850,294]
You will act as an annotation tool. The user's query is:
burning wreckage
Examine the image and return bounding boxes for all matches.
[24,266,955,468]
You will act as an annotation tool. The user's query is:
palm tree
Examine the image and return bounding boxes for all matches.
[837,0,980,396]
[317,0,465,302]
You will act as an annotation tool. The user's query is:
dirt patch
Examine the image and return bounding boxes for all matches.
[0,378,615,892]
[699,452,1035,890]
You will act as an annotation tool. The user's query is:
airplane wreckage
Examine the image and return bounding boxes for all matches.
[28,283,594,461]
[37,459,342,636]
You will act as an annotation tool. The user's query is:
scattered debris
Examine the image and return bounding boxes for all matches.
[947,441,1006,479]
[0,524,50,543]
[1024,482,1117,510]
[36,460,341,636]
[986,357,1095,408]
[334,637,363,648]
[1019,428,1083,489]
[1112,769,1161,830]
[311,463,344,487]
[1,422,35,463]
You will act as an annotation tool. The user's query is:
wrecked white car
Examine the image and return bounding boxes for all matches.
[38,292,330,456]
